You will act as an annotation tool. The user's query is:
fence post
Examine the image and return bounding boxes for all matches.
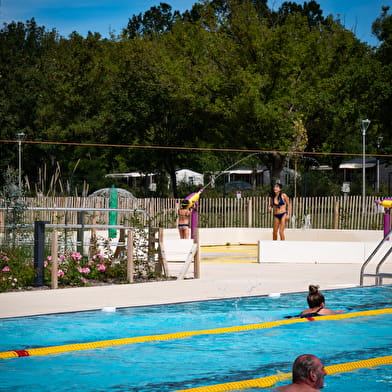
[77,211,86,254]
[247,199,252,227]
[334,199,339,229]
[127,229,134,283]
[51,231,58,289]
[34,220,48,287]
[194,228,200,279]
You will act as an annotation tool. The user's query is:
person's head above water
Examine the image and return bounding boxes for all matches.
[274,354,326,391]
[292,354,326,388]
[307,285,326,308]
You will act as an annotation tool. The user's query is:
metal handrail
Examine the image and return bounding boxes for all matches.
[360,229,392,286]
[0,206,151,219]
[375,247,392,285]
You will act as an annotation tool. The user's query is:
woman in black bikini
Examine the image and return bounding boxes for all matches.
[300,285,342,317]
[178,199,191,239]
[268,183,291,240]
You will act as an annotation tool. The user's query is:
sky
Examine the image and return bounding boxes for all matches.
[1,0,391,46]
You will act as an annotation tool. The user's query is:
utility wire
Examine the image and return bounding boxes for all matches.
[0,139,391,157]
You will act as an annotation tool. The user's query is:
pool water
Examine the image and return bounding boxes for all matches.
[0,286,391,392]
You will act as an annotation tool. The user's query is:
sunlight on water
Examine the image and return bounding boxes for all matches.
[0,286,391,392]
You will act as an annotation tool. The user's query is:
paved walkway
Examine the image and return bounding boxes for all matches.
[0,245,371,318]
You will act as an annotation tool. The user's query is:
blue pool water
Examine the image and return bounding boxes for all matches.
[0,286,391,392]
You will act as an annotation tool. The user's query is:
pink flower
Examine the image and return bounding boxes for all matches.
[47,256,52,261]
[57,269,64,278]
[2,266,10,272]
[97,264,106,272]
[80,277,87,284]
[13,278,17,282]
[72,252,82,260]
[77,267,90,274]
[44,261,48,268]
[60,255,66,260]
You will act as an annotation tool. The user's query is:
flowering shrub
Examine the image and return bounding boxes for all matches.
[0,213,160,292]
[0,248,129,292]
[44,251,128,287]
[0,249,34,292]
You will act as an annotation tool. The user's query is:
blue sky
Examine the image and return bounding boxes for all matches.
[1,0,390,46]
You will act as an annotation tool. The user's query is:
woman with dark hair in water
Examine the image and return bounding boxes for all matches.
[300,285,343,317]
[268,183,291,240]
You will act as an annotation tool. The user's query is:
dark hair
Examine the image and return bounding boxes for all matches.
[181,199,190,208]
[292,354,319,382]
[270,183,283,199]
[307,285,325,308]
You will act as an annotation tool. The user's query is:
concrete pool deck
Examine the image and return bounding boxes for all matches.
[1,244,386,319]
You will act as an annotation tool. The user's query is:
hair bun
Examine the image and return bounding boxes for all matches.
[309,285,319,294]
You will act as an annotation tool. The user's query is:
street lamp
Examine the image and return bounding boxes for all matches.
[376,136,383,193]
[360,119,371,214]
[16,132,25,190]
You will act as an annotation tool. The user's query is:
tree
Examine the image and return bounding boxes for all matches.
[0,19,56,182]
[123,2,181,39]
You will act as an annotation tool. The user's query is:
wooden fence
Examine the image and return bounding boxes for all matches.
[0,195,388,231]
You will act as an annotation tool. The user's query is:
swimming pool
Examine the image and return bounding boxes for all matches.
[0,286,391,391]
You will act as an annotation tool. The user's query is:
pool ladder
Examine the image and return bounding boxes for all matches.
[360,229,392,286]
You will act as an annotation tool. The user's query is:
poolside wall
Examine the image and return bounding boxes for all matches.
[163,228,389,265]
[257,240,385,264]
[163,228,384,245]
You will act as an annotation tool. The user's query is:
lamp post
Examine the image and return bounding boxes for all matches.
[16,132,25,190]
[376,136,383,193]
[360,119,371,214]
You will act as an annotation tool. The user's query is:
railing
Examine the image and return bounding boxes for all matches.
[360,229,392,286]
[0,195,388,231]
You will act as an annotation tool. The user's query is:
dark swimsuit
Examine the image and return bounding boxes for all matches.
[300,307,323,318]
[273,195,287,220]
[274,212,287,220]
[178,211,190,228]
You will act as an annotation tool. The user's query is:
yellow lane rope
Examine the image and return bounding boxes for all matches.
[173,355,392,392]
[1,308,391,359]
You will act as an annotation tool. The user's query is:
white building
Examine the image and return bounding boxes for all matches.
[175,169,204,186]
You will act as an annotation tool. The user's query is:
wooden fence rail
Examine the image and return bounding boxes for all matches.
[0,195,388,231]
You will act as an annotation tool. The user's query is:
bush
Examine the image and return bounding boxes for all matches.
[44,251,128,287]
[0,248,35,292]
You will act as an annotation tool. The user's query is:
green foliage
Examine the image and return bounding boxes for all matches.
[0,167,29,245]
[0,248,34,291]
[0,2,391,196]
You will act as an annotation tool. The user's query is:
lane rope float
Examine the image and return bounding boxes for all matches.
[173,355,392,392]
[0,307,391,359]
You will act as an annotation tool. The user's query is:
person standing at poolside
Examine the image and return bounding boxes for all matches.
[268,183,291,240]
[274,354,327,391]
[178,199,191,239]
